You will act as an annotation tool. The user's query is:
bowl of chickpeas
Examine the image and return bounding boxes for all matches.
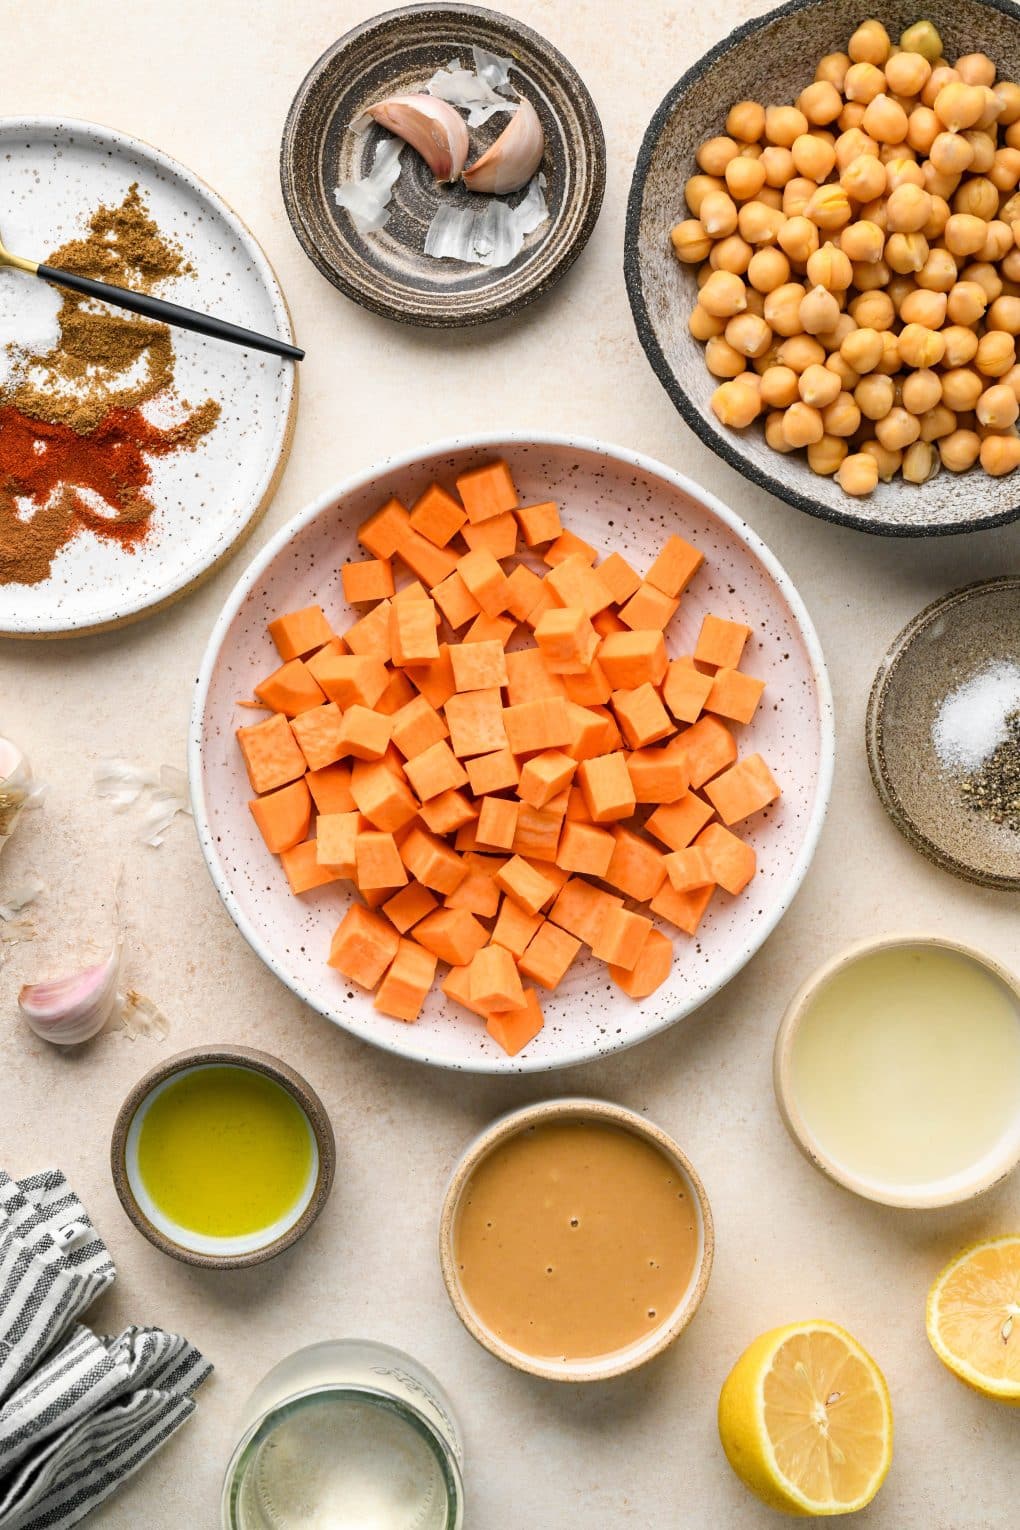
[625,0,1020,534]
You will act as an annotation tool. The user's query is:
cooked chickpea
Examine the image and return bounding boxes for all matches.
[863,94,910,144]
[798,80,843,125]
[684,174,724,216]
[756,185,785,211]
[759,364,801,407]
[922,194,951,239]
[898,287,946,327]
[976,381,1020,427]
[777,333,827,372]
[853,256,893,290]
[835,452,880,493]
[923,65,962,110]
[883,182,932,232]
[840,325,884,372]
[900,20,943,62]
[807,434,850,474]
[941,366,985,410]
[943,212,990,256]
[845,62,887,105]
[777,215,820,263]
[817,51,851,89]
[781,400,825,445]
[921,162,961,200]
[989,294,1020,333]
[836,126,880,168]
[725,154,769,201]
[726,101,766,142]
[765,105,809,147]
[885,49,931,98]
[915,247,956,292]
[747,246,791,293]
[860,438,902,479]
[705,336,746,378]
[805,184,853,231]
[886,274,918,312]
[838,100,868,131]
[875,330,902,373]
[806,242,853,291]
[994,81,1020,126]
[838,220,884,264]
[953,175,999,219]
[907,105,940,155]
[839,156,887,206]
[962,260,1003,299]
[976,329,1017,375]
[963,128,997,172]
[671,220,712,263]
[980,432,1020,473]
[697,136,740,176]
[940,324,979,365]
[760,145,796,187]
[884,231,928,273]
[782,177,819,219]
[981,221,1015,262]
[699,269,748,317]
[710,378,761,427]
[822,391,862,436]
[798,362,843,407]
[743,286,767,318]
[737,200,786,244]
[919,402,957,440]
[990,146,1020,192]
[883,153,925,188]
[935,81,988,131]
[764,410,795,451]
[940,427,982,468]
[798,284,840,333]
[1001,362,1020,400]
[1006,120,1020,150]
[875,405,922,449]
[849,19,891,65]
[929,130,975,174]
[698,191,737,238]
[855,371,896,417]
[764,282,806,336]
[898,440,938,482]
[725,312,773,358]
[902,367,943,413]
[957,53,997,88]
[826,351,860,389]
[849,289,896,329]
[689,304,726,341]
[711,234,754,274]
[945,279,987,325]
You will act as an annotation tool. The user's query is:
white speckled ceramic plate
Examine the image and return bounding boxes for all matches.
[190,436,834,1074]
[0,117,297,638]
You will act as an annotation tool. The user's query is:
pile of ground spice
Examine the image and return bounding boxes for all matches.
[0,184,220,586]
[960,709,1020,833]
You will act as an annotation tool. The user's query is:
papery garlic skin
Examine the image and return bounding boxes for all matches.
[463,99,545,194]
[365,94,469,183]
[0,737,32,854]
[19,947,121,1046]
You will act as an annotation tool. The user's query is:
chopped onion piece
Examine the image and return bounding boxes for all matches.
[424,174,549,268]
[334,137,404,233]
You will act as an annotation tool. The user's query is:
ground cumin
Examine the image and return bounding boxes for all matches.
[0,184,220,587]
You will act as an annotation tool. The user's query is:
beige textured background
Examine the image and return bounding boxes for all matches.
[2,1,1019,1524]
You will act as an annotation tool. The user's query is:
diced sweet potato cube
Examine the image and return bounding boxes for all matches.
[522,585,558,630]
[650,880,715,935]
[593,608,628,638]
[342,558,394,604]
[468,944,526,1012]
[337,705,392,761]
[400,826,467,894]
[519,922,581,989]
[255,659,326,717]
[672,714,738,788]
[611,683,675,749]
[564,704,610,763]
[645,791,716,851]
[503,699,575,755]
[490,896,543,958]
[626,747,688,805]
[517,750,576,809]
[344,600,392,661]
[565,784,592,821]
[441,963,493,1018]
[391,598,440,666]
[505,647,568,705]
[504,564,545,622]
[405,644,457,710]
[705,668,766,725]
[544,554,614,617]
[548,877,623,946]
[409,483,467,547]
[695,823,756,894]
[329,904,401,986]
[382,882,439,933]
[445,688,507,757]
[695,613,752,670]
[618,583,679,632]
[462,512,518,560]
[450,639,508,692]
[663,659,715,725]
[609,928,673,998]
[598,631,668,690]
[282,839,344,893]
[414,907,489,966]
[444,852,503,916]
[465,747,520,796]
[589,704,623,754]
[315,811,363,876]
[512,796,567,862]
[495,855,560,916]
[358,498,411,559]
[664,845,714,893]
[356,831,408,890]
[404,739,468,801]
[592,907,653,970]
[374,938,437,1022]
[556,819,615,877]
[249,777,312,854]
[604,827,668,901]
[458,547,512,616]
[390,695,448,759]
[391,579,432,606]
[465,612,516,647]
[306,762,356,814]
[377,670,416,717]
[577,753,636,823]
[312,654,388,709]
[456,460,518,523]
[432,569,481,629]
[419,788,477,835]
[514,500,561,546]
[237,713,306,794]
[562,661,612,707]
[477,795,518,850]
[486,988,544,1055]
[544,529,597,567]
[268,605,334,662]
[645,535,704,598]
[534,607,599,674]
[704,753,780,824]
[391,523,459,588]
[290,703,344,771]
[597,552,642,605]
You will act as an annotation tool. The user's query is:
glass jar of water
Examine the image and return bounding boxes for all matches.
[220,1339,464,1529]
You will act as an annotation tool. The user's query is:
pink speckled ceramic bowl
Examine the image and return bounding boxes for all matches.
[189,435,833,1073]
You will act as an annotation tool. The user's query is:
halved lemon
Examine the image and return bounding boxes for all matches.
[717,1321,893,1516]
[927,1235,1020,1403]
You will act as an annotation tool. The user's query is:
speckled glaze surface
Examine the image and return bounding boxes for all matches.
[280,3,605,327]
[110,1044,336,1270]
[625,0,1020,537]
[189,434,834,1074]
[0,117,296,638]
[866,577,1020,889]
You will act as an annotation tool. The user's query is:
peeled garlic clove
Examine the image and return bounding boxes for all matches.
[463,99,545,195]
[365,94,469,183]
[19,947,121,1046]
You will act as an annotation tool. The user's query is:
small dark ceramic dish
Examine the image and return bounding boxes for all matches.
[280,2,605,327]
[866,577,1020,889]
[111,1045,335,1270]
[625,0,1020,537]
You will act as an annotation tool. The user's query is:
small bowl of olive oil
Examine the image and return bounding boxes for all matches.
[111,1046,335,1268]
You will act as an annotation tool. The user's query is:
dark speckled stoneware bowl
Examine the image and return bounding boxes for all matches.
[280,2,605,327]
[626,0,1020,537]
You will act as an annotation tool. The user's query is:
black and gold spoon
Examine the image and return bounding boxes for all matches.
[0,224,304,360]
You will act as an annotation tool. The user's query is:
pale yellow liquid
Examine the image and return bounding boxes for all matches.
[789,946,1020,1189]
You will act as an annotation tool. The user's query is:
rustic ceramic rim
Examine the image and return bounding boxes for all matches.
[438,1097,715,1382]
[189,430,834,1075]
[865,576,1020,892]
[0,114,298,641]
[623,0,1020,538]
[774,933,1020,1209]
[110,1044,335,1270]
[279,2,606,327]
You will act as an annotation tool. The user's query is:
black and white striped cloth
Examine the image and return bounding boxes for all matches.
[0,1171,211,1530]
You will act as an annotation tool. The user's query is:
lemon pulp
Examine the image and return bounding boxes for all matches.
[927,1236,1020,1400]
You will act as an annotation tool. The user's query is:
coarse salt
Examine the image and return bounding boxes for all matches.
[932,660,1020,773]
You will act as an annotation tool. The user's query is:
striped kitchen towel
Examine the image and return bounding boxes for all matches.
[0,1172,211,1530]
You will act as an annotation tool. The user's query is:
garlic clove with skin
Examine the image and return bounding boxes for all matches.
[462,98,545,195]
[0,736,38,854]
[365,94,469,183]
[19,946,121,1046]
